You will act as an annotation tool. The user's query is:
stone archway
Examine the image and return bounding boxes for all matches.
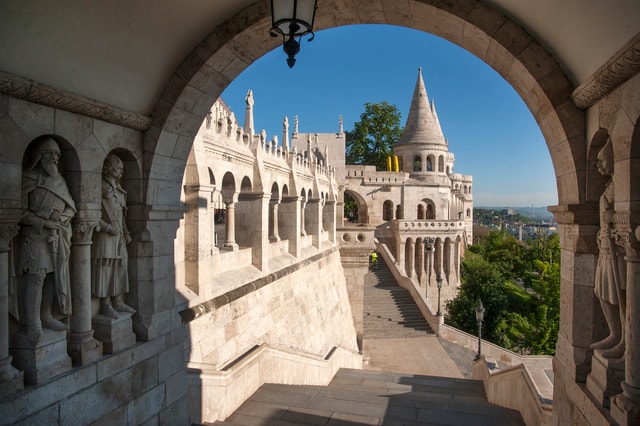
[140,1,590,420]
[144,1,584,212]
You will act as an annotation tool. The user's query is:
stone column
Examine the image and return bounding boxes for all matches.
[223,199,239,251]
[305,199,321,248]
[417,240,425,287]
[269,200,280,242]
[612,226,640,424]
[549,205,599,387]
[68,219,102,365]
[300,199,307,236]
[396,238,406,270]
[437,241,444,282]
[0,212,24,396]
[448,240,455,284]
[406,239,414,278]
[235,193,269,271]
[279,196,301,258]
[323,199,336,244]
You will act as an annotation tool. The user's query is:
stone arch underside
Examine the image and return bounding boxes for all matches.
[145,0,584,214]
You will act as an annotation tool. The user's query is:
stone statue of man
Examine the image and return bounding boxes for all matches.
[16,137,76,343]
[92,154,136,319]
[591,139,626,359]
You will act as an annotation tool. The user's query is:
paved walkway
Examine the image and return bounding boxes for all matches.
[362,263,477,379]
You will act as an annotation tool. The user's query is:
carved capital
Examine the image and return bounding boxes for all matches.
[71,220,99,245]
[0,209,22,250]
[613,228,640,260]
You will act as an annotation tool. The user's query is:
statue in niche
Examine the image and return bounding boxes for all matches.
[591,139,626,359]
[92,154,136,319]
[15,137,76,343]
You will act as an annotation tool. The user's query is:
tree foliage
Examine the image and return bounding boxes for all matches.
[445,230,560,355]
[345,101,403,171]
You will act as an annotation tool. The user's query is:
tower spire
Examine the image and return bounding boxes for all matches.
[396,68,446,146]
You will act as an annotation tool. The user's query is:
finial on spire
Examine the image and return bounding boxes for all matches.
[244,89,255,136]
[283,116,290,151]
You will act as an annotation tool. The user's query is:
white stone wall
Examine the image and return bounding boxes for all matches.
[185,248,359,366]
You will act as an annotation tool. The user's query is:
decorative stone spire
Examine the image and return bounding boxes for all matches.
[396,67,446,146]
[283,116,290,151]
[293,115,299,136]
[244,89,254,136]
[338,115,343,134]
[431,99,446,145]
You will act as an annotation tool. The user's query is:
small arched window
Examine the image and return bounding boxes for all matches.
[413,156,422,172]
[383,200,394,221]
[426,204,434,219]
[426,157,433,172]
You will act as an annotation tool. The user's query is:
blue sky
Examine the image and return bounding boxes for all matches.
[222,24,558,208]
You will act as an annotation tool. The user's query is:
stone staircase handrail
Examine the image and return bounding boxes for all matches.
[474,358,553,426]
[186,343,362,423]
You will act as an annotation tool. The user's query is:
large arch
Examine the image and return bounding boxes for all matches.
[138,1,587,422]
[144,0,583,214]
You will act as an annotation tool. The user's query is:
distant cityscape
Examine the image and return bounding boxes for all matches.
[473,207,556,243]
[475,206,554,221]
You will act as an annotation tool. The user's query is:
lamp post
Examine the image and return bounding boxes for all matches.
[474,299,485,361]
[423,236,435,286]
[269,0,318,68]
[436,274,443,316]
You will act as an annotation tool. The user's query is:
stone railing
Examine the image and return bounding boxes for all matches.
[473,357,553,426]
[392,219,466,232]
[186,343,362,423]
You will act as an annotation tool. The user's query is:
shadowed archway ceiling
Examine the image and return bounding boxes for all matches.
[0,0,638,116]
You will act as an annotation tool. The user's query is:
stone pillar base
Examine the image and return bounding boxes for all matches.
[10,330,72,385]
[0,355,24,396]
[611,382,640,425]
[222,242,239,251]
[93,313,136,354]
[68,330,102,365]
[586,350,624,408]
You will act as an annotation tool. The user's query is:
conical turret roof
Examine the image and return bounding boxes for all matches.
[396,68,446,146]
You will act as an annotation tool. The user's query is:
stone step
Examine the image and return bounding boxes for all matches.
[363,259,434,338]
[212,368,524,425]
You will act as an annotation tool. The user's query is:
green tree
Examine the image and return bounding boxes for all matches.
[346,101,403,171]
[446,230,561,355]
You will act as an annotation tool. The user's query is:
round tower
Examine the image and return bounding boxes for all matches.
[394,68,454,179]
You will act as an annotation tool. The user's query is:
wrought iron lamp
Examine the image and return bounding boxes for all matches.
[474,299,485,361]
[270,0,318,68]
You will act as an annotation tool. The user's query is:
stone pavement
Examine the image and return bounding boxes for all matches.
[212,367,524,425]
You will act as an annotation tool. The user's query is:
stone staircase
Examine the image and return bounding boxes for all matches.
[364,259,433,338]
[209,258,525,425]
[212,368,524,425]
